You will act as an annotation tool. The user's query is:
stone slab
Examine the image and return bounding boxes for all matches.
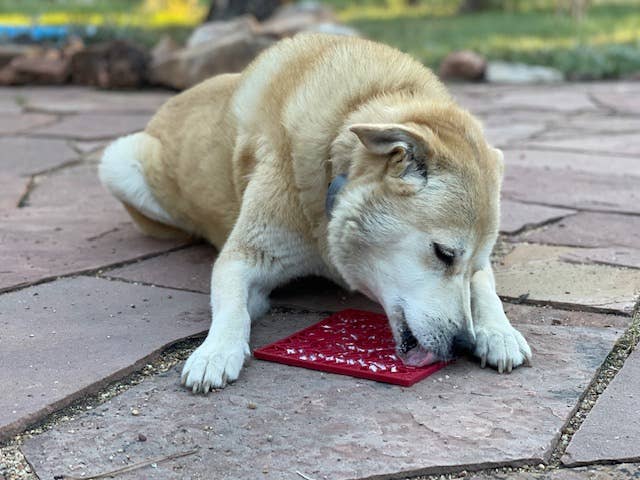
[502,303,630,330]
[28,113,150,140]
[489,88,597,113]
[502,165,640,214]
[27,163,113,208]
[20,86,172,114]
[545,114,640,136]
[495,244,640,314]
[0,276,209,442]
[106,245,216,294]
[514,212,640,269]
[562,347,640,466]
[516,212,640,249]
[0,205,185,292]
[106,246,382,313]
[527,132,640,156]
[0,173,29,210]
[0,113,57,135]
[484,123,544,147]
[0,137,78,176]
[592,89,640,115]
[560,247,640,270]
[500,200,575,234]
[502,148,638,177]
[21,306,622,480]
[469,463,640,479]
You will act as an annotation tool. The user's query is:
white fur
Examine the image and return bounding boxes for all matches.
[471,269,532,372]
[99,133,181,228]
[181,220,324,392]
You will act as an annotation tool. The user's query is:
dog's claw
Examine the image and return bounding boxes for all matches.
[480,356,486,368]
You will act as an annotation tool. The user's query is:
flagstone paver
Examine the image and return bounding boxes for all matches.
[495,244,640,314]
[0,112,57,135]
[105,245,382,313]
[0,173,30,210]
[502,164,640,214]
[516,212,640,249]
[27,112,151,140]
[501,148,638,176]
[20,86,172,114]
[0,206,185,291]
[562,347,640,466]
[0,137,78,176]
[527,132,640,156]
[0,276,209,443]
[500,200,575,234]
[21,306,624,480]
[0,82,639,480]
[468,463,640,479]
[26,163,113,208]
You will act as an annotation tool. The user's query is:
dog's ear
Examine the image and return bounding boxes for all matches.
[349,123,429,179]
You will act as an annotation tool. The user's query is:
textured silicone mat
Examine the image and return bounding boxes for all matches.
[253,309,448,386]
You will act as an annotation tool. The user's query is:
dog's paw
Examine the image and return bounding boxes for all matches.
[473,322,532,373]
[181,338,250,393]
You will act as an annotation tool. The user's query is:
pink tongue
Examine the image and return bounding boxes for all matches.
[398,347,438,367]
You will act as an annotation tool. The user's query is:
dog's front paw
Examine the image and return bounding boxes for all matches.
[474,322,532,373]
[181,338,250,393]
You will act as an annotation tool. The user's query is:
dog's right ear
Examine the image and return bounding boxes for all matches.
[349,123,430,180]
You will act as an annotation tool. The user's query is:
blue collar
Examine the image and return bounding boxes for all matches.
[325,174,348,218]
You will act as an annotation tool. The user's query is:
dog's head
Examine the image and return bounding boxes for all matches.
[327,104,503,366]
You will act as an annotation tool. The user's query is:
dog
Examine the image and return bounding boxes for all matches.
[99,33,532,394]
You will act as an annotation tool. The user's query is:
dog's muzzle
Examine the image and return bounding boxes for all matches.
[397,324,438,367]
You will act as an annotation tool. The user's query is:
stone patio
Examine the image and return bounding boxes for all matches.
[1,82,639,480]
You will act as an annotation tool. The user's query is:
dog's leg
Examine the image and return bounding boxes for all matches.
[181,187,318,393]
[470,266,532,373]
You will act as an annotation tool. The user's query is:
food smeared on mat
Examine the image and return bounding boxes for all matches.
[253,309,448,386]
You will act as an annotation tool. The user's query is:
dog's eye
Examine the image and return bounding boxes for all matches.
[434,243,455,266]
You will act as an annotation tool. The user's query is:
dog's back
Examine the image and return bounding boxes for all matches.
[100,34,453,247]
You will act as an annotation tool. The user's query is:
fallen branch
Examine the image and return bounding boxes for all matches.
[54,448,199,480]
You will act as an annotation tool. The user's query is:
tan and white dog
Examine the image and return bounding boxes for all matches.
[100,34,531,394]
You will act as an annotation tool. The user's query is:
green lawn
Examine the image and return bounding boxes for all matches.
[337,3,640,79]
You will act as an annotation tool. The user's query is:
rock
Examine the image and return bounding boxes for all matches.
[0,44,37,69]
[70,40,149,89]
[149,29,274,90]
[0,49,70,85]
[439,50,486,81]
[486,61,564,84]
[150,35,181,64]
[187,15,260,48]
[259,1,337,38]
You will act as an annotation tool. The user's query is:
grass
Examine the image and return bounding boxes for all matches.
[0,0,639,79]
[336,2,640,79]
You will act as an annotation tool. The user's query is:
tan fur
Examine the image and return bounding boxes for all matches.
[101,34,531,392]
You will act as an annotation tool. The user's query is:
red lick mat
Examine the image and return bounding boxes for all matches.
[253,309,448,387]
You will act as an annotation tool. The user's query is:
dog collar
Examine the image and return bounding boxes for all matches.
[325,174,348,218]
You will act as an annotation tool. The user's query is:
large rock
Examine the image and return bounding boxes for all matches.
[149,28,274,90]
[259,1,337,38]
[187,15,260,48]
[0,44,37,68]
[486,61,564,84]
[70,40,149,89]
[439,50,486,81]
[0,49,70,86]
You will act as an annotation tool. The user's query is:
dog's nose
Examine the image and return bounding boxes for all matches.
[399,326,418,354]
